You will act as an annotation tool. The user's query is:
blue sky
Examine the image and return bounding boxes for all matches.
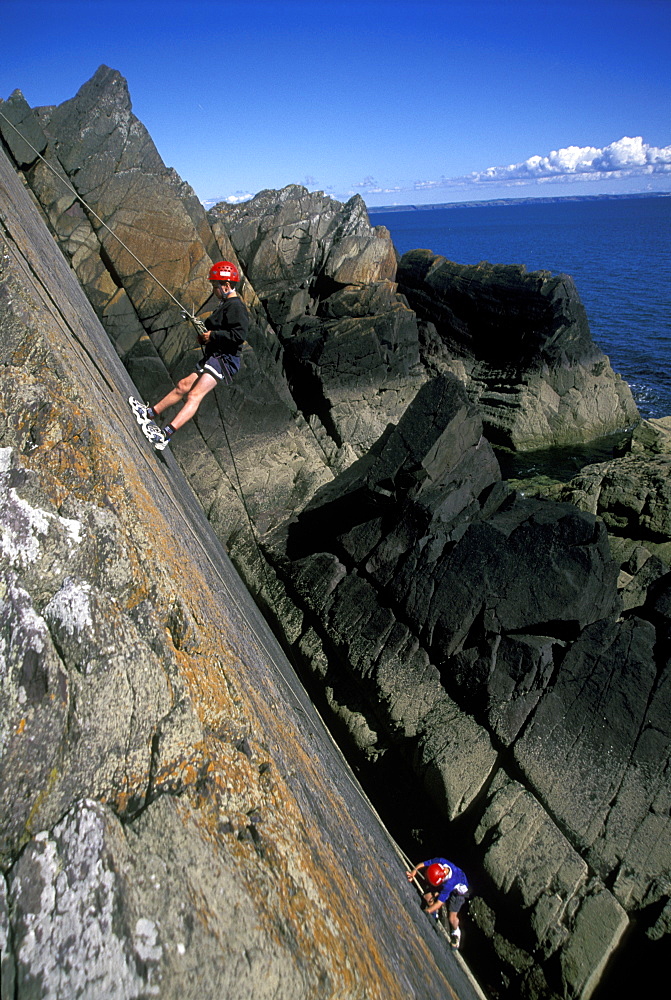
[1,0,669,207]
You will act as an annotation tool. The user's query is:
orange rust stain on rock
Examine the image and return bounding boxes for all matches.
[0,327,449,997]
[163,720,425,999]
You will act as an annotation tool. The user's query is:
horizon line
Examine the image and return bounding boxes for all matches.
[365,190,671,213]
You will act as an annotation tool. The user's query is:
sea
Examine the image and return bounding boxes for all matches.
[369,195,671,423]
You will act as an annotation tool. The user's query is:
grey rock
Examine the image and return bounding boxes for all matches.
[285,552,497,816]
[212,185,396,304]
[514,613,671,906]
[0,870,15,999]
[0,447,174,857]
[0,90,47,167]
[558,453,671,542]
[281,291,424,457]
[474,771,627,1000]
[373,493,619,660]
[7,798,314,1000]
[628,416,671,456]
[397,249,639,450]
[618,549,669,611]
[293,372,500,533]
[42,66,212,342]
[214,185,426,458]
[450,632,558,745]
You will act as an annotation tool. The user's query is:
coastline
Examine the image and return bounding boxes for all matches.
[367,190,671,214]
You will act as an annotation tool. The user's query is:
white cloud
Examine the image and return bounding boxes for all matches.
[222,192,254,204]
[353,137,671,202]
[201,192,253,209]
[466,137,671,186]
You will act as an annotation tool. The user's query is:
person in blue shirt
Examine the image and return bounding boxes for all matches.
[406,857,469,947]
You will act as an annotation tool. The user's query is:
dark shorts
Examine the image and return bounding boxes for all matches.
[426,889,468,913]
[446,890,468,913]
[196,353,241,382]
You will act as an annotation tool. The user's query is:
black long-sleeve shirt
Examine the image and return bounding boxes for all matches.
[204,295,248,357]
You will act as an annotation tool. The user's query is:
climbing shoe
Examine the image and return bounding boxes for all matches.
[153,430,171,451]
[128,396,155,427]
[450,927,461,949]
[141,420,166,447]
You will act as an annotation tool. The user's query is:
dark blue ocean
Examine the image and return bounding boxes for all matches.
[369,196,671,421]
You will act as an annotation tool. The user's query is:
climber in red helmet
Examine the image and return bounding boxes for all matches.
[129,261,248,449]
[406,857,469,948]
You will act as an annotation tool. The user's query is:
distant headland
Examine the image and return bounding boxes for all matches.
[367,190,671,214]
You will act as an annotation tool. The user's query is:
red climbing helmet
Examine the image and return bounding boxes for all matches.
[426,863,451,886]
[209,260,240,283]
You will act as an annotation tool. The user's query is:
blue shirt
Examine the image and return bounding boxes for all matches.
[424,858,469,903]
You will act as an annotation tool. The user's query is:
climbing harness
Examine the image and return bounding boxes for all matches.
[0,107,207,335]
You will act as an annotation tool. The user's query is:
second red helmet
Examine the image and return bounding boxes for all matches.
[209,260,240,283]
[426,863,451,886]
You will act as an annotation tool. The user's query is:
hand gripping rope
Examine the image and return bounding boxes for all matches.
[0,107,207,336]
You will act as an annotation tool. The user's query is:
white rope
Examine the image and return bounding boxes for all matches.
[0,107,206,333]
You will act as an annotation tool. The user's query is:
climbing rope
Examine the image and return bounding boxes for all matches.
[0,107,206,334]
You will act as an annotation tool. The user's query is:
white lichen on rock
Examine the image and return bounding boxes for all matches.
[44,579,94,636]
[0,447,82,570]
[9,800,162,999]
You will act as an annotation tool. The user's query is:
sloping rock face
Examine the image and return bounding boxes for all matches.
[0,134,470,999]
[397,250,639,451]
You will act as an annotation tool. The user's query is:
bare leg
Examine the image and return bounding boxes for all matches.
[166,372,218,431]
[151,373,199,418]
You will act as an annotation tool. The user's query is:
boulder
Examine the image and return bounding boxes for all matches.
[555,442,671,602]
[0,89,48,166]
[36,67,212,354]
[213,186,426,458]
[211,185,396,311]
[289,371,501,542]
[559,453,671,541]
[627,416,671,456]
[397,249,639,450]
